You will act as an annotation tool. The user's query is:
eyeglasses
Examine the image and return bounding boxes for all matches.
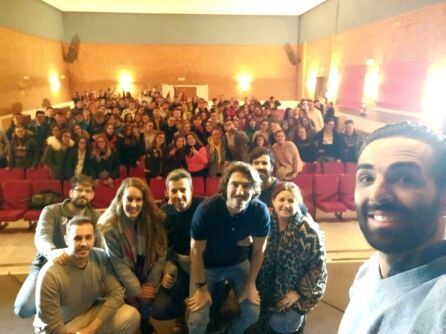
[73,187,94,194]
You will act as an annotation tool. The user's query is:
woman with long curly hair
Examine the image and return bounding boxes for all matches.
[99,177,167,333]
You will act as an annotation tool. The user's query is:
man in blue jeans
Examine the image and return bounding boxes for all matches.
[187,161,271,334]
[14,175,101,318]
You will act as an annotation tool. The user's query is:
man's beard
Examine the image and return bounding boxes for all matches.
[72,197,89,209]
[357,199,441,254]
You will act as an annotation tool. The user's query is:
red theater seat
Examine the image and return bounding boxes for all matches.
[339,173,356,210]
[301,163,315,174]
[314,174,347,218]
[293,174,315,216]
[205,177,220,197]
[128,165,146,180]
[0,168,25,181]
[62,180,71,198]
[323,162,344,175]
[192,177,205,196]
[149,177,166,201]
[25,166,52,180]
[344,162,357,174]
[92,179,121,209]
[0,180,32,225]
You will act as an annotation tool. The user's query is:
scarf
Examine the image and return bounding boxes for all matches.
[119,215,152,282]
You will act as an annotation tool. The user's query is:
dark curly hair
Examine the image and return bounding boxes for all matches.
[218,161,262,199]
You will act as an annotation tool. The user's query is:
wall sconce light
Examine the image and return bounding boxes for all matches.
[237,73,252,92]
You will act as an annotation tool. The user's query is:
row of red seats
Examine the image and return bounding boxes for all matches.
[301,162,357,175]
[0,164,146,182]
[0,172,355,231]
[294,173,355,219]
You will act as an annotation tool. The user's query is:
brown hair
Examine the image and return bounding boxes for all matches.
[218,161,262,199]
[98,178,166,263]
[271,182,303,204]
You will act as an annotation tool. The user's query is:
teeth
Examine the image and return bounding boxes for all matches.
[373,215,393,222]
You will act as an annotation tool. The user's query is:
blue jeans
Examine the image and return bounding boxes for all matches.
[188,260,260,334]
[14,259,42,318]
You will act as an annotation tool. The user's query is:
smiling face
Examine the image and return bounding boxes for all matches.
[167,178,192,212]
[273,190,300,221]
[226,171,254,214]
[69,183,94,209]
[186,134,196,147]
[251,154,273,183]
[355,137,441,254]
[65,223,95,260]
[122,186,143,220]
[175,137,185,149]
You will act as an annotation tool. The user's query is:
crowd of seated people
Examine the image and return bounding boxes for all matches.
[0,88,363,183]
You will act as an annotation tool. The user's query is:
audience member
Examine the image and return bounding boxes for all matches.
[341,119,363,163]
[313,117,345,162]
[145,131,168,179]
[165,134,187,173]
[90,133,121,185]
[294,126,318,163]
[9,125,39,169]
[185,132,208,178]
[272,130,303,181]
[65,136,91,179]
[42,130,75,180]
[224,119,249,163]
[206,129,227,177]
[0,129,9,168]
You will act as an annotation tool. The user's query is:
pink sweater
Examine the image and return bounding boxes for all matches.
[186,146,209,172]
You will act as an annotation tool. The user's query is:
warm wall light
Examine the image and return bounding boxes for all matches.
[119,70,134,93]
[362,59,381,107]
[236,73,252,92]
[422,61,446,130]
[306,69,317,98]
[326,64,341,102]
[49,69,61,94]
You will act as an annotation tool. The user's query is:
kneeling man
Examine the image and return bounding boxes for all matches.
[34,216,140,334]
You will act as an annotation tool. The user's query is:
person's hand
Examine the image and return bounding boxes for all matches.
[161,273,176,289]
[276,290,299,311]
[136,160,140,166]
[186,288,212,312]
[191,147,198,154]
[240,284,260,305]
[137,282,157,301]
[47,248,69,265]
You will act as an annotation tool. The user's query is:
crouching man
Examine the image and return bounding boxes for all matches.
[34,216,140,334]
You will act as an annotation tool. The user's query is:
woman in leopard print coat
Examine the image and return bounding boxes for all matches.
[256,182,327,333]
